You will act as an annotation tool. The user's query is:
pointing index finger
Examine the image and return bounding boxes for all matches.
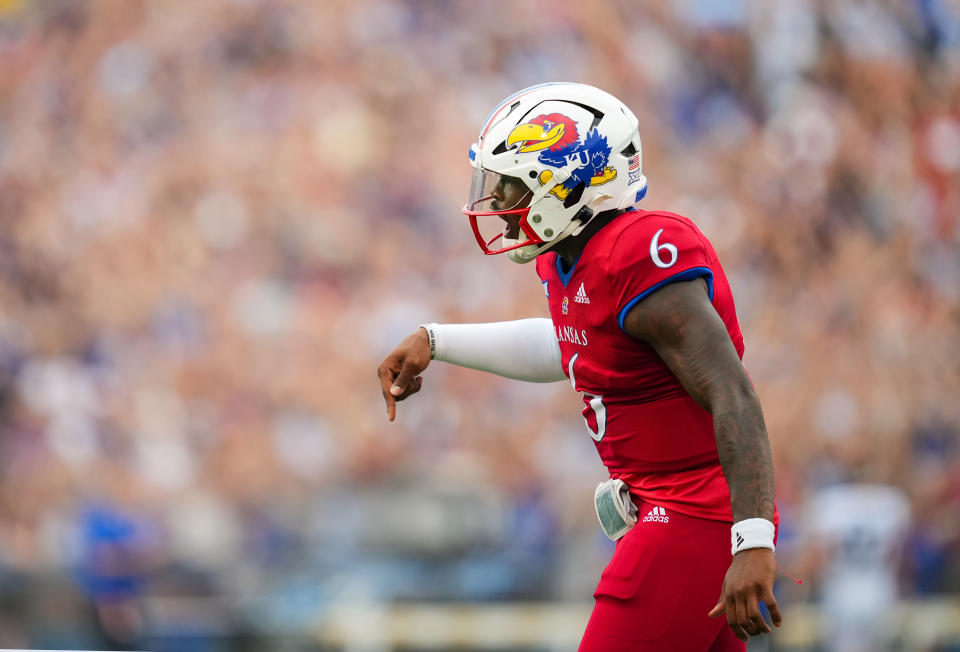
[378,363,399,421]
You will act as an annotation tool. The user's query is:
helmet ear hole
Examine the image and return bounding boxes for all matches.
[563,182,586,208]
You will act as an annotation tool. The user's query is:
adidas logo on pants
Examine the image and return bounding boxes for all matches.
[642,506,670,523]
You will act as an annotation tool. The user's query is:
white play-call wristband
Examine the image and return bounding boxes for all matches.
[731,518,775,556]
[419,323,438,359]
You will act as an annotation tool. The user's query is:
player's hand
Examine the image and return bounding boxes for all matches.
[708,548,781,642]
[377,327,431,421]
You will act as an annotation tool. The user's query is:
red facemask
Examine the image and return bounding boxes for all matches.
[462,168,542,255]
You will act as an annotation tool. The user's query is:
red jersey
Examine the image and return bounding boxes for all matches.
[536,209,762,523]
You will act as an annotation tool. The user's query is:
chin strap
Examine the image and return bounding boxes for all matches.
[506,221,578,263]
[508,202,603,264]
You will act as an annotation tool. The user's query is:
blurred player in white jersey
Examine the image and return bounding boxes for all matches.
[805,480,910,652]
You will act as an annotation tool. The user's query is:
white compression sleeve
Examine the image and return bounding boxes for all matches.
[420,319,566,383]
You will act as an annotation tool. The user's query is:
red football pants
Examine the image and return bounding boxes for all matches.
[579,501,746,652]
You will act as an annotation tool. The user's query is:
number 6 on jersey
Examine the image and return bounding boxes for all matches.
[650,228,678,269]
[568,353,606,441]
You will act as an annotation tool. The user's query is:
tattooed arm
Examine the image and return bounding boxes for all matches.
[621,277,781,642]
[621,277,774,521]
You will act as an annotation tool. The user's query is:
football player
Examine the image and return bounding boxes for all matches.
[377,83,781,651]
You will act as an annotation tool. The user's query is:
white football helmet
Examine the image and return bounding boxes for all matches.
[463,82,648,263]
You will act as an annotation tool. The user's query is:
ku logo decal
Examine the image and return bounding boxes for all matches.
[507,113,617,202]
[561,296,569,315]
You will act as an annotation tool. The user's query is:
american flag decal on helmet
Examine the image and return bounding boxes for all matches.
[628,153,643,185]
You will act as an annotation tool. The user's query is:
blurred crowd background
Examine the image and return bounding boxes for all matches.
[0,0,958,650]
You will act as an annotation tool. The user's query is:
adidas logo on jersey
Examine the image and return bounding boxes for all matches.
[574,282,590,304]
[642,506,669,523]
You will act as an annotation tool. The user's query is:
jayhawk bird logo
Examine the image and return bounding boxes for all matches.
[506,113,617,201]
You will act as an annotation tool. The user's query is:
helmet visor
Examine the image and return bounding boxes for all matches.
[462,169,542,255]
